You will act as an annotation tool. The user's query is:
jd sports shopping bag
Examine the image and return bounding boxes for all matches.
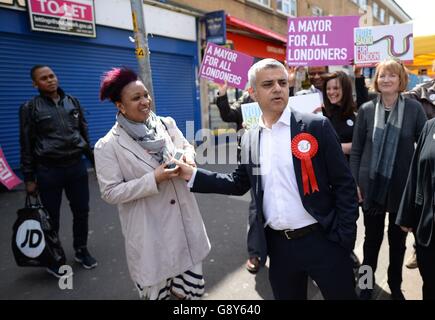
[12,195,66,267]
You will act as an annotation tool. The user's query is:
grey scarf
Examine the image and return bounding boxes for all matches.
[117,112,170,164]
[366,95,405,210]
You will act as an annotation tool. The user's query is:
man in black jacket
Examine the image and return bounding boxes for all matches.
[180,59,358,299]
[19,65,97,277]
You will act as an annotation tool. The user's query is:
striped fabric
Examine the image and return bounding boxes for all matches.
[136,263,205,300]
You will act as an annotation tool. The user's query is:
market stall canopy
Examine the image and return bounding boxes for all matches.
[408,34,435,76]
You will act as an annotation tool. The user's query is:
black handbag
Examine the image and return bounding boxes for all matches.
[12,195,66,267]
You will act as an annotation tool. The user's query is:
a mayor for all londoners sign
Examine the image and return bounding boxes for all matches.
[286,16,360,67]
[27,0,96,37]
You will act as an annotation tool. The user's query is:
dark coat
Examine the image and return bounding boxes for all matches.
[404,80,435,120]
[396,118,435,247]
[191,110,359,264]
[350,97,427,212]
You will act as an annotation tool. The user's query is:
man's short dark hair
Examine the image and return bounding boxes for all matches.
[30,65,50,80]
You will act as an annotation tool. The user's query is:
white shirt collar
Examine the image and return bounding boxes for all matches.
[258,106,291,129]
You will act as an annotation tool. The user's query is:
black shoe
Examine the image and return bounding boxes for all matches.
[390,288,406,300]
[75,247,98,269]
[46,265,70,279]
[246,257,260,274]
[359,288,373,300]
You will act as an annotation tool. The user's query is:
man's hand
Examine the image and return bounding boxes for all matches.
[154,163,180,184]
[400,226,413,233]
[357,186,363,204]
[217,82,228,96]
[173,159,194,181]
[353,65,363,78]
[286,65,304,87]
[26,181,37,196]
[183,154,197,168]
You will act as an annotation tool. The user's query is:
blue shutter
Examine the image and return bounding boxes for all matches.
[0,28,198,170]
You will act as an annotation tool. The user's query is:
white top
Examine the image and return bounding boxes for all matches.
[258,107,317,230]
[187,106,317,230]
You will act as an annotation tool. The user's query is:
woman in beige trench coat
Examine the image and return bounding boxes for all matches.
[94,67,210,300]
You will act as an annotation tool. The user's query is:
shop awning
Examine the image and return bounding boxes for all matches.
[226,15,287,43]
[408,34,435,76]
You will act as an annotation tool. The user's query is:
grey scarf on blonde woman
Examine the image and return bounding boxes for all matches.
[117,112,171,164]
[366,95,405,210]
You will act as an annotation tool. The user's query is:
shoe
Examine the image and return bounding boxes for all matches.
[405,251,418,269]
[75,247,98,269]
[359,288,373,300]
[246,257,260,274]
[390,288,406,300]
[46,265,70,279]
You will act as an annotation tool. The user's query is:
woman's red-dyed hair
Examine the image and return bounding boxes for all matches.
[99,67,139,102]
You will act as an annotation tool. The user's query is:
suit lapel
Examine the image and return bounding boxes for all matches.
[249,127,262,198]
[290,111,305,197]
[115,124,159,169]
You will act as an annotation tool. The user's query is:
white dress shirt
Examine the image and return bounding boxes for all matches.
[188,106,317,230]
[259,107,317,230]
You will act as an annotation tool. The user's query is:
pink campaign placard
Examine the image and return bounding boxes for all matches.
[0,147,22,190]
[199,42,254,90]
[286,16,360,67]
[29,0,94,22]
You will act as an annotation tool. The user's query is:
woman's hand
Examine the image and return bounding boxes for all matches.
[312,105,324,114]
[154,163,180,184]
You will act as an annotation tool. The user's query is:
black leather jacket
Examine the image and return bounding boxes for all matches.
[19,88,92,182]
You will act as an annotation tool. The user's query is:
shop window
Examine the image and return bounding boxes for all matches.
[277,0,297,17]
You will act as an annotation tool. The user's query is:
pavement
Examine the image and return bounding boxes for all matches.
[0,144,423,300]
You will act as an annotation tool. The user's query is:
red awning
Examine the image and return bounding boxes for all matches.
[226,15,287,44]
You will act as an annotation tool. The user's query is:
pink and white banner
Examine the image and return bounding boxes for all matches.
[0,147,22,190]
[199,42,254,90]
[286,16,360,67]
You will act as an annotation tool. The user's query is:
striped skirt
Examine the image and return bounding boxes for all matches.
[136,263,205,300]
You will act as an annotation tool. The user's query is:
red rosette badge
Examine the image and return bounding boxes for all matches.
[291,133,319,195]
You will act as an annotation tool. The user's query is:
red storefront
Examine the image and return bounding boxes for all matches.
[226,15,287,62]
[206,14,287,134]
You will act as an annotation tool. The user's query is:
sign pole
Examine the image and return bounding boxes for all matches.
[130,0,155,109]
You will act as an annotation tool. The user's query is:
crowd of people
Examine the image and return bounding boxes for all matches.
[18,57,434,300]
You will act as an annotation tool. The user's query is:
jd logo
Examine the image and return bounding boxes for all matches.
[16,220,45,258]
[20,229,42,248]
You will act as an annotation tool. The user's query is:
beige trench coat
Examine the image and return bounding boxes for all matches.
[94,117,210,287]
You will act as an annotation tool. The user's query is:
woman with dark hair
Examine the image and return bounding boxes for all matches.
[322,71,357,160]
[94,67,210,300]
[350,59,427,300]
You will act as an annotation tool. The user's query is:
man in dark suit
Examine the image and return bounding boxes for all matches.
[176,58,358,300]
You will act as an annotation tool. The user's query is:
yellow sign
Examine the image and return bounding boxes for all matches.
[136,48,144,58]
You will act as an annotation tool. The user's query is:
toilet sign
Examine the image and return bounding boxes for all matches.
[27,0,96,37]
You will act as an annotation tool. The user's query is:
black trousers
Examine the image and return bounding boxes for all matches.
[362,211,407,290]
[265,227,357,300]
[416,234,435,300]
[36,159,90,250]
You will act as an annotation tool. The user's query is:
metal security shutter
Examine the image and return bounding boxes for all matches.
[0,32,197,170]
[151,52,197,136]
